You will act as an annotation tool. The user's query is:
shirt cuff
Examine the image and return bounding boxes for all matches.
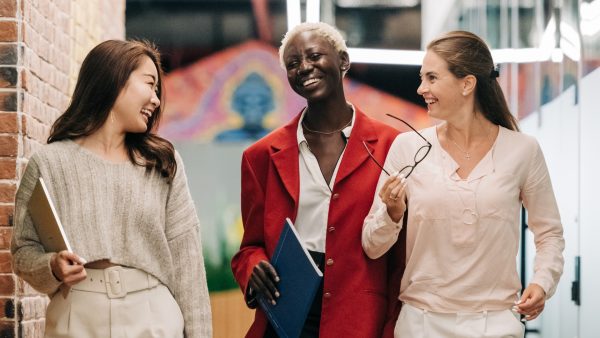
[375,205,403,230]
[530,276,554,299]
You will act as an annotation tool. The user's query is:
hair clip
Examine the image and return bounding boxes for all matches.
[490,66,499,79]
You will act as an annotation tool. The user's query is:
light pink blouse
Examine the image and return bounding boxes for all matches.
[362,125,564,312]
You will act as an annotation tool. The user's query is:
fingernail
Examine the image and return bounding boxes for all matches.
[275,291,280,298]
[275,277,280,282]
[511,306,518,312]
[271,300,276,305]
[514,300,522,305]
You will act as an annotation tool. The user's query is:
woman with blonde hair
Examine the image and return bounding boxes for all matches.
[232,22,403,338]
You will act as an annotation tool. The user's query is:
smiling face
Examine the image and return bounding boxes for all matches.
[417,50,467,121]
[110,56,160,133]
[282,30,348,103]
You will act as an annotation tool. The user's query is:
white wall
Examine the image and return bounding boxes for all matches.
[520,67,600,337]
[578,67,600,338]
[521,84,580,338]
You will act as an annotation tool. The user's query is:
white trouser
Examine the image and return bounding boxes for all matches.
[394,303,525,338]
[45,267,184,338]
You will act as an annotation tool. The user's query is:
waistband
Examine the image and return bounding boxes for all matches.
[72,266,160,299]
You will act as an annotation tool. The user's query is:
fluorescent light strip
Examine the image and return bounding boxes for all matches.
[286,0,301,31]
[306,0,320,23]
[350,47,556,65]
[492,48,551,63]
[349,48,424,65]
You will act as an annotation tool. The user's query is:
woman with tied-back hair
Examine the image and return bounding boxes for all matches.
[231,22,404,338]
[12,40,212,337]
[362,31,564,337]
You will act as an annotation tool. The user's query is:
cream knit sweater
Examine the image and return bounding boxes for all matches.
[11,139,212,337]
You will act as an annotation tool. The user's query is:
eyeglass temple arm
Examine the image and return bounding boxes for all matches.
[385,113,432,145]
[362,141,390,176]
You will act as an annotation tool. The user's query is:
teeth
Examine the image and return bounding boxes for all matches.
[141,109,152,118]
[425,99,437,104]
[302,78,320,87]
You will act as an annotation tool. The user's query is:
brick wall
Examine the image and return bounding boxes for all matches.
[0,0,124,336]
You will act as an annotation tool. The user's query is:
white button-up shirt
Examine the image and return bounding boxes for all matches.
[295,108,356,253]
[362,125,564,312]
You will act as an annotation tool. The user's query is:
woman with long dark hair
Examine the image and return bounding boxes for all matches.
[362,31,564,337]
[12,40,212,337]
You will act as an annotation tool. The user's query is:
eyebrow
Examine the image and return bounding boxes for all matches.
[419,71,438,77]
[143,73,157,82]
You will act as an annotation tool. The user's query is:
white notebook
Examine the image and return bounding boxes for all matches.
[27,177,73,253]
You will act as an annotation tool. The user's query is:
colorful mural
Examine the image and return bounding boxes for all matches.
[160,40,430,142]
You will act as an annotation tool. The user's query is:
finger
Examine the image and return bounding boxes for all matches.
[60,264,85,285]
[260,261,280,283]
[379,176,398,200]
[58,251,86,265]
[251,263,278,304]
[63,269,87,287]
[53,260,81,281]
[249,273,274,303]
[516,288,544,312]
[524,308,543,321]
[385,180,404,202]
[389,179,407,199]
[258,263,280,299]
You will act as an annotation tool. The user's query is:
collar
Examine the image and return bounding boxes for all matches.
[296,103,356,146]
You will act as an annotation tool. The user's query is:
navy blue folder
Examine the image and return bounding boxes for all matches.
[257,218,324,338]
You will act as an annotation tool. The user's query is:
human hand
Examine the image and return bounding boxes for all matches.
[248,260,280,305]
[378,172,407,223]
[514,283,546,321]
[50,251,87,287]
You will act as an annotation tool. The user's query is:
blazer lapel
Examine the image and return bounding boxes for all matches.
[334,109,378,185]
[270,115,301,207]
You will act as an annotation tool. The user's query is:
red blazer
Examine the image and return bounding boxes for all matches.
[231,108,405,338]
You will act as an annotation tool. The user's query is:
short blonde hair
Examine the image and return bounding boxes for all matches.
[279,22,348,70]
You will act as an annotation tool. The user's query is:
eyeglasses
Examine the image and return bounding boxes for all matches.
[362,113,432,178]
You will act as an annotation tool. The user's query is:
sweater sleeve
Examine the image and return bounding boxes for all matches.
[521,139,565,299]
[11,155,63,295]
[166,152,212,338]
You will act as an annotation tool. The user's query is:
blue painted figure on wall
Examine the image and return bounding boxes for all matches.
[215,72,273,142]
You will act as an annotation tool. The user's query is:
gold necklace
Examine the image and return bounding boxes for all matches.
[301,118,352,135]
[446,124,494,160]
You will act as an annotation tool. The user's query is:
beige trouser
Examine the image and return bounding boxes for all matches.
[45,267,184,338]
[395,303,525,338]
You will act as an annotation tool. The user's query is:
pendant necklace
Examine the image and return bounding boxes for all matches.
[448,137,472,160]
[446,124,494,160]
